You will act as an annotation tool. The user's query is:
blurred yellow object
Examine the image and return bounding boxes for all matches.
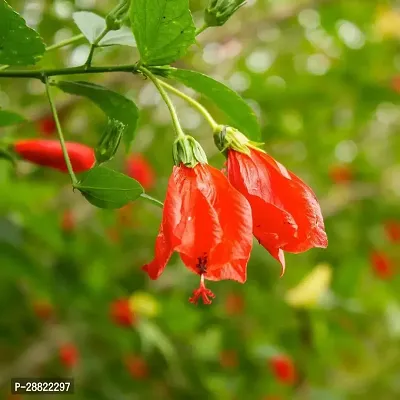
[285,263,332,309]
[129,291,160,318]
[375,7,400,38]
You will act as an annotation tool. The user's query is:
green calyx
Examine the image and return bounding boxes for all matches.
[105,0,131,30]
[205,0,246,27]
[213,126,264,155]
[95,119,125,164]
[172,135,208,168]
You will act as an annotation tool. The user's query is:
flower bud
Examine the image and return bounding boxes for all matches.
[95,119,125,164]
[213,125,262,155]
[172,135,207,168]
[105,0,131,30]
[205,0,246,27]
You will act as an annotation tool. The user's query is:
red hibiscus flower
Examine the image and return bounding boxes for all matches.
[126,154,155,190]
[143,136,253,304]
[269,355,297,385]
[216,127,327,273]
[227,147,327,273]
[370,250,394,279]
[110,298,135,327]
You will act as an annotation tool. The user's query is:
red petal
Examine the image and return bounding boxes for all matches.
[281,172,327,253]
[228,149,327,258]
[179,164,252,283]
[142,167,184,279]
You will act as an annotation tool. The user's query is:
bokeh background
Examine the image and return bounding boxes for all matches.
[1,0,400,399]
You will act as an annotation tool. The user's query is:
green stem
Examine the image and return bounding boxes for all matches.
[0,34,85,72]
[140,193,163,208]
[0,64,140,79]
[195,24,208,36]
[44,77,77,185]
[139,66,185,139]
[85,28,109,68]
[158,80,220,132]
[46,33,85,52]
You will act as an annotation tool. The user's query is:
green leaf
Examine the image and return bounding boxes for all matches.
[76,166,144,209]
[0,109,25,127]
[99,27,136,48]
[73,11,106,44]
[0,148,16,166]
[73,11,136,47]
[55,81,139,151]
[130,0,196,65]
[168,68,261,140]
[0,0,45,65]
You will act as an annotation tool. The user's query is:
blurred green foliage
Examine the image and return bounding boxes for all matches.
[0,0,399,399]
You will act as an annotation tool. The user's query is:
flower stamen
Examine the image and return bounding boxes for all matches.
[189,274,215,305]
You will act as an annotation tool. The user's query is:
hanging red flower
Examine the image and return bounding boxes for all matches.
[143,135,253,305]
[370,250,394,279]
[269,355,297,385]
[215,127,327,274]
[110,298,135,327]
[126,154,155,190]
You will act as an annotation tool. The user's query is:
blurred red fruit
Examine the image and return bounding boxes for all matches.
[59,343,79,368]
[37,116,56,136]
[370,250,394,279]
[225,292,245,315]
[219,350,239,369]
[118,204,134,227]
[61,210,75,232]
[126,154,155,190]
[32,300,54,320]
[106,227,120,243]
[391,76,400,93]
[110,298,135,327]
[329,164,352,184]
[269,355,297,385]
[384,220,400,243]
[125,355,149,379]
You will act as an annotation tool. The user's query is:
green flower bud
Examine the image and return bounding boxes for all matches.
[95,119,125,164]
[205,0,246,27]
[105,0,131,30]
[172,135,208,168]
[213,125,263,155]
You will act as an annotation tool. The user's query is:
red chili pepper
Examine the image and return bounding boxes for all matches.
[14,139,95,173]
